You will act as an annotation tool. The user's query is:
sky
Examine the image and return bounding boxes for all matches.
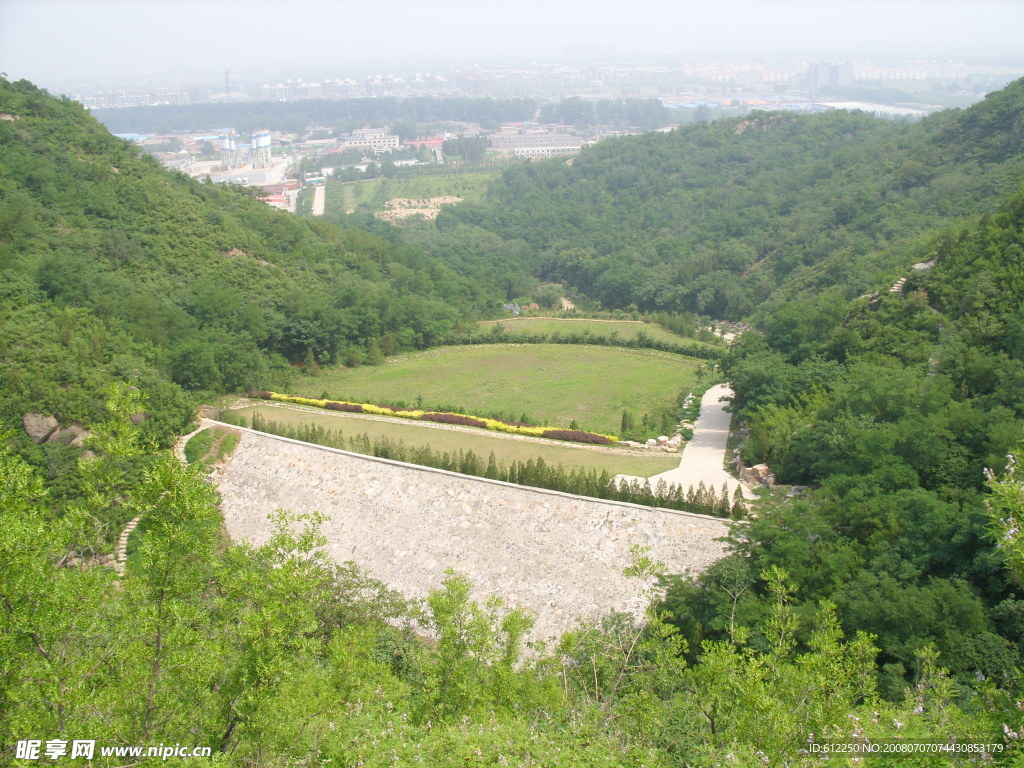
[1,0,1023,93]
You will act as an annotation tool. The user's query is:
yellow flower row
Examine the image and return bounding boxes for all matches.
[261,391,618,444]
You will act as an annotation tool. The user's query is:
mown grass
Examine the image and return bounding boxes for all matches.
[227,405,680,477]
[327,170,497,215]
[292,344,702,435]
[477,317,718,347]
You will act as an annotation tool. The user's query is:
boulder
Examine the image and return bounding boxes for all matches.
[741,463,773,484]
[656,435,669,445]
[68,427,91,447]
[48,424,90,446]
[23,413,58,443]
[645,438,658,447]
[129,412,147,426]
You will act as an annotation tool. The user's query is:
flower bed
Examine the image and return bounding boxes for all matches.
[247,391,618,446]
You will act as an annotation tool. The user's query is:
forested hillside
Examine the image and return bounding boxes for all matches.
[0,78,495,433]
[438,79,1024,319]
[658,189,1024,697]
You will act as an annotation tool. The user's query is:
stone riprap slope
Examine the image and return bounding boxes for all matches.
[211,421,730,640]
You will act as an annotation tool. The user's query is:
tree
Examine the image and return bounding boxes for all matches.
[423,569,537,718]
[986,448,1024,584]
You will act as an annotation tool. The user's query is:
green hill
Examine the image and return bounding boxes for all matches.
[0,77,498,434]
[435,80,1024,319]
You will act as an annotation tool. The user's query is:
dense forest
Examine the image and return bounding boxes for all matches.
[3,74,1024,764]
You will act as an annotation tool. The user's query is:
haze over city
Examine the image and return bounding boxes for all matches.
[2,0,1023,95]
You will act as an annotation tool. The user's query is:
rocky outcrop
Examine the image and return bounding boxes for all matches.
[23,414,92,447]
[48,424,90,447]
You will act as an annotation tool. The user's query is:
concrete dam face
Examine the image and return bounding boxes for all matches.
[211,422,731,640]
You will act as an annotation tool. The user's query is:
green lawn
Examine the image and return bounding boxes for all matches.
[327,170,497,215]
[291,343,701,435]
[227,405,680,478]
[477,317,717,347]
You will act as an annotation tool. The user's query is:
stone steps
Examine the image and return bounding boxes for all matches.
[115,515,141,576]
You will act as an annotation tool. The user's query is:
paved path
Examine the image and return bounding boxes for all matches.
[311,184,325,216]
[616,383,756,500]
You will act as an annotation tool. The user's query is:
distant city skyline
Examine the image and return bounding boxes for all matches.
[2,0,1023,95]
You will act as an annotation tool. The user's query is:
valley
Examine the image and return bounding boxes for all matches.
[3,72,1024,764]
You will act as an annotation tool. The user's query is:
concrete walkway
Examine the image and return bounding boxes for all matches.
[616,383,756,500]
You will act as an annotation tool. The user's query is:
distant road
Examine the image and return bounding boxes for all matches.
[311,184,325,216]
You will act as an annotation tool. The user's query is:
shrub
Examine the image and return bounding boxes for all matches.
[325,401,363,413]
[421,412,489,428]
[541,429,615,445]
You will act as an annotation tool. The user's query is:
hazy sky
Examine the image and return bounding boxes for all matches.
[2,0,1022,92]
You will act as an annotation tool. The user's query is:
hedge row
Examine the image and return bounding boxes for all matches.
[443,330,721,360]
[247,391,618,445]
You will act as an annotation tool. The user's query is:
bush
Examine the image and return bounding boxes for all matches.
[325,401,363,413]
[421,412,489,428]
[541,429,614,445]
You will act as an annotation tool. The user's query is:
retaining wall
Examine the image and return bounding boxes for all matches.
[210,420,731,640]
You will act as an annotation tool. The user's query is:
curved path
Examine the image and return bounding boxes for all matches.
[114,516,141,576]
[616,383,756,500]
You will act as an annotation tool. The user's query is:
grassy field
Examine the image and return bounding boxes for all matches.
[327,170,497,215]
[477,317,718,347]
[291,344,701,435]
[227,405,680,477]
